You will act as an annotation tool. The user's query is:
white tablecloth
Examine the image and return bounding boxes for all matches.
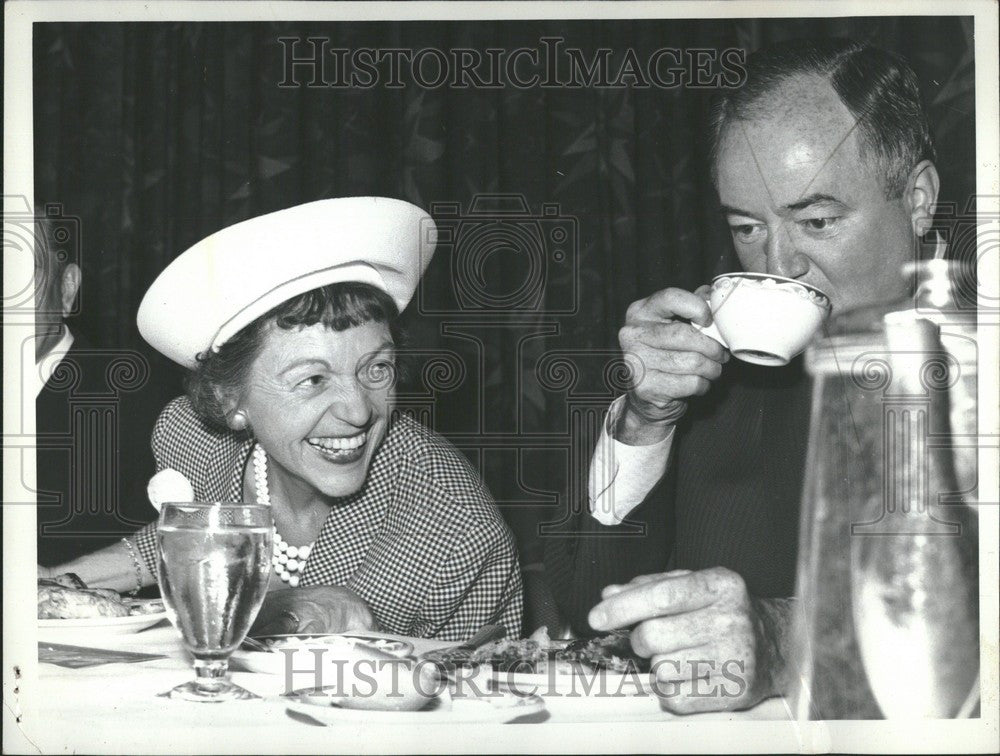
[30,620,793,753]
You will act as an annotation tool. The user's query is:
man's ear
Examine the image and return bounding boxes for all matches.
[904,160,940,239]
[59,263,81,317]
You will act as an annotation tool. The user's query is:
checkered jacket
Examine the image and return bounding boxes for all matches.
[133,397,523,641]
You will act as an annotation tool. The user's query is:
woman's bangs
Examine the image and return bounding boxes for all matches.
[273,284,396,332]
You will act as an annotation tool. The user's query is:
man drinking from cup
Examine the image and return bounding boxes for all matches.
[546,38,941,712]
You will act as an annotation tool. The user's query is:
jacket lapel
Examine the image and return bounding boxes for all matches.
[301,430,397,585]
[199,433,253,503]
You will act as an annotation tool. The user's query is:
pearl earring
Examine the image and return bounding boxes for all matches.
[231,410,249,431]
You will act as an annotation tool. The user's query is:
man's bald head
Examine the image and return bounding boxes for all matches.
[709,39,936,199]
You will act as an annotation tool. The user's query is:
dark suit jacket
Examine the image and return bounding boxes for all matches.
[35,334,163,565]
[544,357,813,635]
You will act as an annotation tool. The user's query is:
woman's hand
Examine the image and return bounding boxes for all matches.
[251,585,379,636]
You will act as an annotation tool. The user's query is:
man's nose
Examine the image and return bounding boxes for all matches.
[765,225,809,279]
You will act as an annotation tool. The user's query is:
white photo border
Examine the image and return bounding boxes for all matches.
[4,2,998,753]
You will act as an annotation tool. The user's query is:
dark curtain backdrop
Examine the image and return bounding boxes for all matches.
[33,17,977,566]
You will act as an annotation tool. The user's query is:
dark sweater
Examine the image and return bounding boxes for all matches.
[544,357,813,635]
[36,335,161,565]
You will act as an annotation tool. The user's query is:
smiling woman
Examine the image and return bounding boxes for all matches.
[186,284,403,502]
[40,197,523,642]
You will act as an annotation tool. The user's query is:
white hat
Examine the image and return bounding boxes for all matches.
[137,197,436,369]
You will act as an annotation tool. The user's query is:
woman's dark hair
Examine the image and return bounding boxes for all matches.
[186,281,403,429]
[708,38,936,199]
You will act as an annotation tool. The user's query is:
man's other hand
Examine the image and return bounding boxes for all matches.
[588,567,794,713]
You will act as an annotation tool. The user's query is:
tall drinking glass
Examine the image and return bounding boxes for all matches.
[156,502,273,702]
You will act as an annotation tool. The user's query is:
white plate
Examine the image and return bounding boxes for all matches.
[38,599,168,635]
[233,633,415,675]
[286,688,546,724]
[334,633,414,657]
[465,666,657,697]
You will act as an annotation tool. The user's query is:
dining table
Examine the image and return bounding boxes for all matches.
[30,619,796,753]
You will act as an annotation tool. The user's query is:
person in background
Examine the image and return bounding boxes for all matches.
[41,197,523,641]
[546,38,942,711]
[33,217,160,566]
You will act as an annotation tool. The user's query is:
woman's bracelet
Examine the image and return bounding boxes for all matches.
[120,537,143,596]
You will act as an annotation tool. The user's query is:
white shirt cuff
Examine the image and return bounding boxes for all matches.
[588,396,675,526]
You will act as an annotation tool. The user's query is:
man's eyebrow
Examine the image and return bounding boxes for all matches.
[783,193,847,211]
[718,205,759,219]
[719,194,850,219]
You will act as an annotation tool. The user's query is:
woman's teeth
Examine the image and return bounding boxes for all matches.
[307,431,367,452]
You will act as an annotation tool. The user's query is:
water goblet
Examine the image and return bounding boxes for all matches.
[156,502,272,702]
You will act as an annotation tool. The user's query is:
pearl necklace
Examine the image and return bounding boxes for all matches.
[252,444,313,587]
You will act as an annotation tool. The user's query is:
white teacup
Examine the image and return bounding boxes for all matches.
[694,273,832,366]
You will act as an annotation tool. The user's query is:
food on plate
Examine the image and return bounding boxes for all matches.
[38,583,131,620]
[250,634,410,656]
[37,573,161,619]
[127,599,166,615]
[557,630,649,673]
[256,634,355,650]
[426,627,649,675]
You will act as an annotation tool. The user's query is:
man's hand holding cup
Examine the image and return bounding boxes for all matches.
[618,274,832,445]
[617,286,729,445]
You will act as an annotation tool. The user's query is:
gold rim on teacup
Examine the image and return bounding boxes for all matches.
[711,273,832,311]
